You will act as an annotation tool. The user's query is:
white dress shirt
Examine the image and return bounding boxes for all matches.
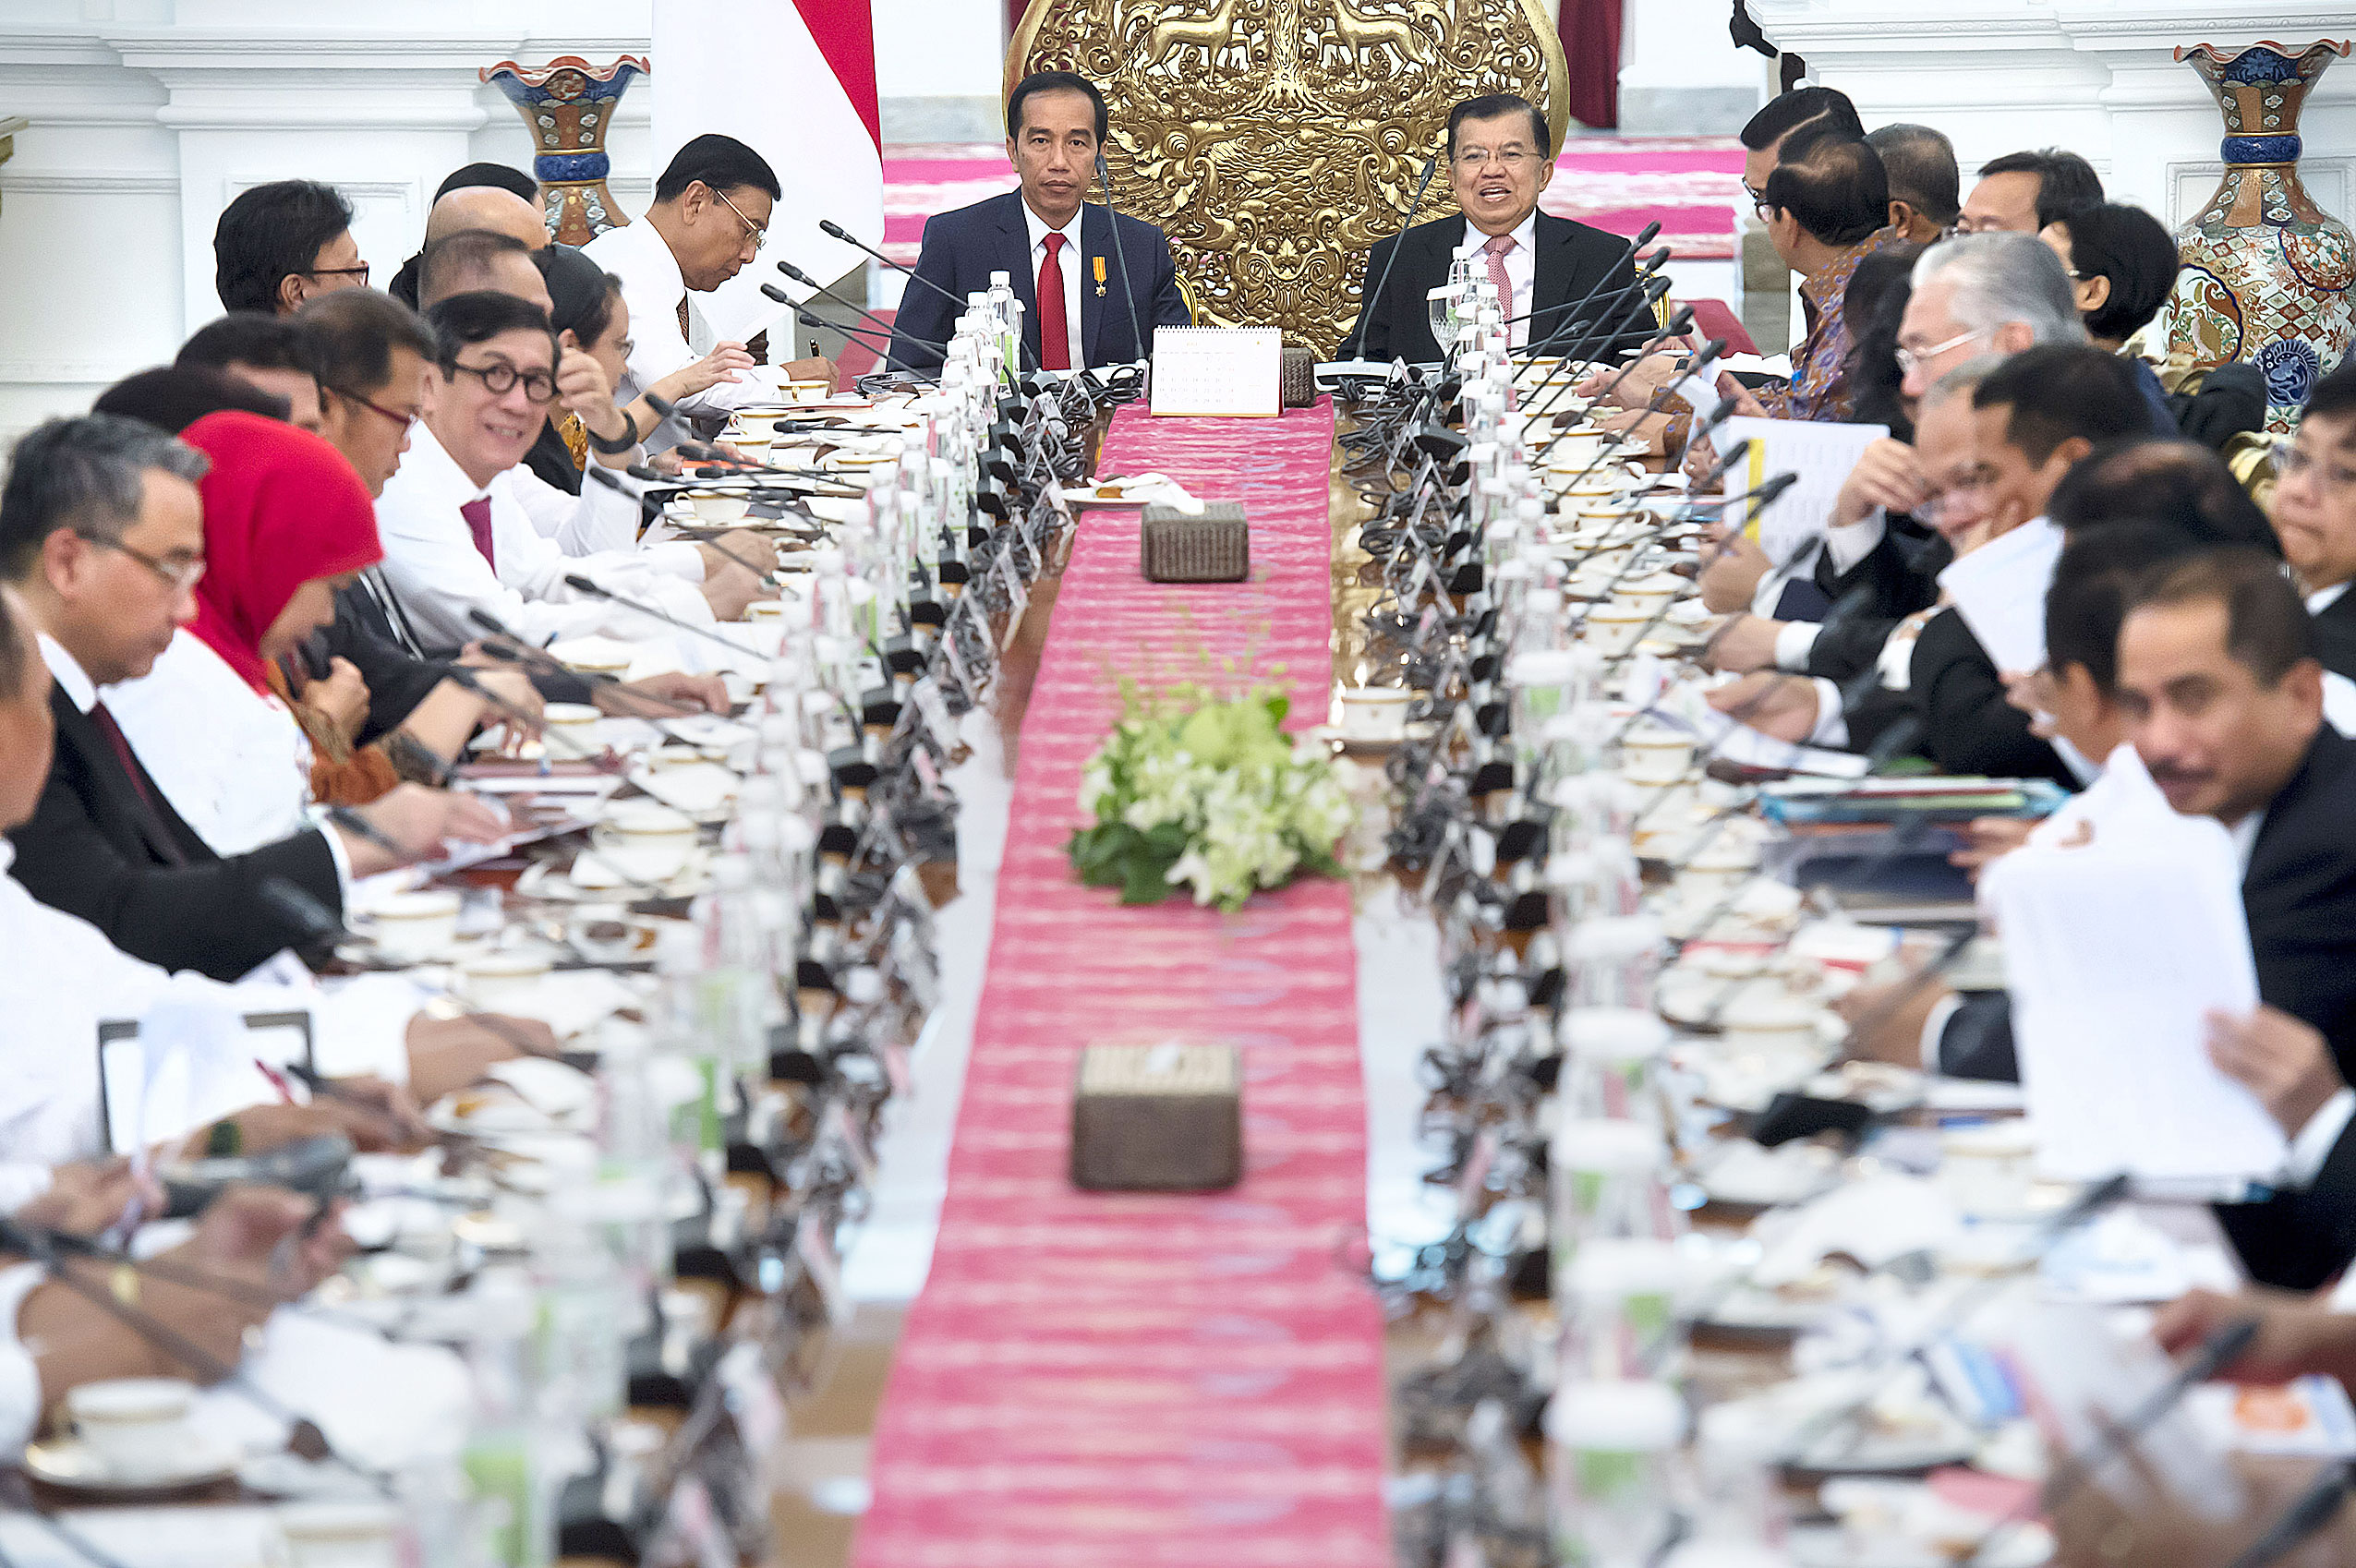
[0,840,416,1172]
[0,1262,45,1457]
[373,422,708,653]
[2310,582,2351,616]
[1463,211,1538,349]
[37,637,355,899]
[1021,200,1084,370]
[105,631,312,858]
[582,219,769,426]
[1768,511,1891,671]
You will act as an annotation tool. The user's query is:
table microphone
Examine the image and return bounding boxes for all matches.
[1528,310,1703,436]
[761,281,951,359]
[562,573,776,661]
[1516,270,1672,370]
[1093,151,1151,370]
[791,306,936,360]
[1501,230,1665,346]
[462,614,709,718]
[1342,151,1442,362]
[2228,1462,2356,1568]
[1528,322,1710,463]
[818,218,970,313]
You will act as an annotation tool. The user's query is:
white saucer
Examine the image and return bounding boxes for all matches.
[25,1433,240,1494]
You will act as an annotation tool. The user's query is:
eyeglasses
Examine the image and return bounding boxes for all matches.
[713,187,768,252]
[452,358,558,404]
[306,263,371,284]
[76,531,204,591]
[1894,326,1992,376]
[328,385,419,429]
[1452,148,1536,171]
[1753,199,1780,223]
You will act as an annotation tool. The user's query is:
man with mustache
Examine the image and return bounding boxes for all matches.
[1865,549,2356,1290]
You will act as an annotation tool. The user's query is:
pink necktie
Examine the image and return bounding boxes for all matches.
[461,497,495,572]
[1483,233,1516,341]
[1037,233,1070,372]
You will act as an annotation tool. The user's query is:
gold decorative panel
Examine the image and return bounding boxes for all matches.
[1009,0,1568,356]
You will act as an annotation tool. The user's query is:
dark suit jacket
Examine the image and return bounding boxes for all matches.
[336,575,593,708]
[1935,727,2356,1289]
[2311,587,2356,685]
[1904,608,2074,786]
[887,192,1190,373]
[320,591,450,747]
[1803,523,1946,685]
[6,686,344,982]
[1345,211,1648,365]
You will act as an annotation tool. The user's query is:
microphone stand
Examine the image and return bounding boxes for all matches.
[1094,151,1151,369]
[561,573,783,664]
[1343,152,1442,362]
[773,259,990,367]
[1530,324,1713,450]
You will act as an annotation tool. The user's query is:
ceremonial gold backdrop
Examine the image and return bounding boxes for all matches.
[1007,0,1570,356]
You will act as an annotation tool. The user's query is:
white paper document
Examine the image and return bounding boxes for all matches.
[1983,746,2286,1185]
[1151,326,1283,417]
[1718,416,1887,566]
[1938,515,2064,676]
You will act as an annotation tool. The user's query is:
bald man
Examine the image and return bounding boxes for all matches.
[391,181,548,307]
[416,229,552,316]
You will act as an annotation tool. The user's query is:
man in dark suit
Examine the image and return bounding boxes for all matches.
[0,415,504,981]
[1880,550,2356,1288]
[2273,364,2356,681]
[888,72,1189,374]
[1345,92,1649,366]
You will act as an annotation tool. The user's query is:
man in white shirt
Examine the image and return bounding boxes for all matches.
[373,291,769,653]
[584,133,830,435]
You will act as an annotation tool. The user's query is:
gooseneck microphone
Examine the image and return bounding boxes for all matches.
[818,218,968,312]
[1094,151,1150,369]
[1343,152,1442,362]
[1496,220,1663,352]
[562,573,774,662]
[761,278,953,361]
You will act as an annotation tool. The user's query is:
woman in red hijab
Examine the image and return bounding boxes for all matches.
[105,411,393,850]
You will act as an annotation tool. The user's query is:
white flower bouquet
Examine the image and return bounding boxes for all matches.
[1067,684,1353,911]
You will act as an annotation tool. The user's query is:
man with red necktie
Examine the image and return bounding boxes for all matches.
[887,72,1191,375]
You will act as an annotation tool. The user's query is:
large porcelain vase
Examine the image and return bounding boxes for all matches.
[480,54,649,247]
[2168,40,2354,429]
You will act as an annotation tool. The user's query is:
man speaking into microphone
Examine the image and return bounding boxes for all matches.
[888,72,1190,373]
[1346,93,1653,364]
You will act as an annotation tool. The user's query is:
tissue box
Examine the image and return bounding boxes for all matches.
[1069,1043,1243,1191]
[1281,345,1317,408]
[1140,501,1249,583]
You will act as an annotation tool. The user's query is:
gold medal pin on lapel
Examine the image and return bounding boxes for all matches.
[1093,256,1106,296]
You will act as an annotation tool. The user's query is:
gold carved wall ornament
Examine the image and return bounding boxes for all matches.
[1009,0,1569,356]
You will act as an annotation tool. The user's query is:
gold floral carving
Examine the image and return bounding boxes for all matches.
[1009,0,1568,356]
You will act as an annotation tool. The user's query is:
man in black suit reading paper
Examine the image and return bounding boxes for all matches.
[1345,93,1650,365]
[888,72,1190,374]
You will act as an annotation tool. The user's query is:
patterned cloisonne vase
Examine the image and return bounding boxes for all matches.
[2169,40,2354,430]
[480,54,649,247]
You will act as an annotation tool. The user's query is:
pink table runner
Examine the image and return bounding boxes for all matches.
[855,401,1392,1567]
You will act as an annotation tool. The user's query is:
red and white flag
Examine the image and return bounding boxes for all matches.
[651,0,885,340]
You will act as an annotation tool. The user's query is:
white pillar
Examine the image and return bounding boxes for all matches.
[1618,0,1770,135]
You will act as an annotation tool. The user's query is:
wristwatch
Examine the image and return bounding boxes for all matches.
[586,409,640,456]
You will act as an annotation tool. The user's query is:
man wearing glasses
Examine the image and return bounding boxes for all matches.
[1347,92,1646,364]
[211,180,371,316]
[584,133,832,436]
[372,291,762,652]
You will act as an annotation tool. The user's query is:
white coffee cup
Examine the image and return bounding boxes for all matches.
[1547,430,1608,473]
[1718,991,1822,1075]
[1583,606,1651,656]
[1339,686,1413,742]
[1613,572,1685,617]
[689,489,752,525]
[787,379,831,404]
[458,949,550,1010]
[594,802,699,883]
[1619,723,1695,786]
[68,1378,194,1480]
[543,702,602,736]
[275,1502,403,1568]
[745,599,791,623]
[369,889,460,960]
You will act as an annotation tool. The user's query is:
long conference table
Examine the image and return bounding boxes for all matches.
[854,402,1397,1566]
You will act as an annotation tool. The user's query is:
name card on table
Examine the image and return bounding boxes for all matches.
[1151,326,1283,417]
